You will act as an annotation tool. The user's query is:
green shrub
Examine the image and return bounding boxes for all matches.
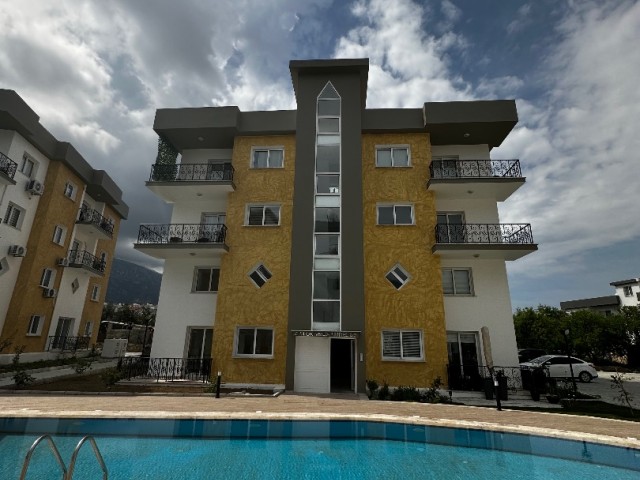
[100,368,123,386]
[378,381,390,400]
[391,385,422,402]
[365,379,379,399]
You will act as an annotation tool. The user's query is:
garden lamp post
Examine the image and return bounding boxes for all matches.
[564,329,577,395]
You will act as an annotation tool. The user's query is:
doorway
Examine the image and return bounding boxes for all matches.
[186,328,213,374]
[53,317,74,349]
[330,338,354,392]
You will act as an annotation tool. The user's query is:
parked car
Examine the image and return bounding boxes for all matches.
[520,355,598,383]
[518,348,546,363]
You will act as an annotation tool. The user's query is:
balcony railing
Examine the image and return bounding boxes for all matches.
[435,223,534,245]
[430,159,522,179]
[0,151,18,180]
[118,357,212,383]
[77,206,114,237]
[68,250,106,275]
[136,223,227,245]
[47,335,91,352]
[149,163,234,183]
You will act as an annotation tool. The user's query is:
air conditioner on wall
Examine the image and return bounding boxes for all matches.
[26,179,44,195]
[42,288,57,298]
[8,245,26,257]
[57,258,69,267]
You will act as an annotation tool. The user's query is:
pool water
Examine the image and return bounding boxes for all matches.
[1,419,638,479]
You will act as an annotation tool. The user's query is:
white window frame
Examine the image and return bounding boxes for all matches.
[375,145,411,167]
[381,330,424,361]
[21,153,37,178]
[52,225,67,246]
[63,181,77,200]
[192,267,220,293]
[623,286,633,297]
[4,202,25,229]
[84,321,94,337]
[233,326,274,358]
[90,284,101,302]
[40,268,56,288]
[376,204,415,225]
[250,147,284,169]
[248,263,272,288]
[245,204,281,226]
[27,315,44,336]
[442,268,474,296]
[385,264,411,290]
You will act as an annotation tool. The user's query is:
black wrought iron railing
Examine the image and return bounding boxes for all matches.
[118,357,212,383]
[136,223,227,245]
[47,335,91,352]
[430,159,522,179]
[435,223,534,245]
[447,364,523,391]
[77,206,114,237]
[149,163,234,183]
[68,250,106,274]
[0,151,18,180]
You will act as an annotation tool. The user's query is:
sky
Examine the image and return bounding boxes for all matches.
[0,0,638,309]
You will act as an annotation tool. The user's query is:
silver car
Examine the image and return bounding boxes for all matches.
[520,355,598,383]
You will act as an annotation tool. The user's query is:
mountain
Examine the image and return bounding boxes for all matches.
[105,258,162,304]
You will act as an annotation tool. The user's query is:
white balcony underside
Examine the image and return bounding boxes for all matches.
[134,243,228,259]
[433,244,537,261]
[428,178,525,202]
[146,182,234,203]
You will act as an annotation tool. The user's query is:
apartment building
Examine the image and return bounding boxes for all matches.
[135,59,536,393]
[0,90,128,363]
[561,277,640,315]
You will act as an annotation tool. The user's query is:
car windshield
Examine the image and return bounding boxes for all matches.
[528,355,554,364]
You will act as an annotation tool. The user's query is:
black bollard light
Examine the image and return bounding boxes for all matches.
[494,376,502,411]
[215,371,222,398]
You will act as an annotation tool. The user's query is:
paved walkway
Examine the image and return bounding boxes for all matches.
[0,393,638,449]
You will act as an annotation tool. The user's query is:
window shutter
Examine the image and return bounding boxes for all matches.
[402,331,422,358]
[442,269,454,294]
[453,270,471,294]
[383,331,401,358]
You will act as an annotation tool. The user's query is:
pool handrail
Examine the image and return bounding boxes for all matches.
[67,435,108,480]
[20,434,67,480]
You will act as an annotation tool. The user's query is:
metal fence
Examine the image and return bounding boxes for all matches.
[0,151,18,179]
[118,357,213,383]
[68,250,106,274]
[47,336,91,352]
[136,223,227,245]
[149,163,234,183]
[77,206,114,236]
[447,364,524,391]
[435,223,535,245]
[430,159,522,179]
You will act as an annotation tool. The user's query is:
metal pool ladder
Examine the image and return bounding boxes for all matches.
[20,434,108,480]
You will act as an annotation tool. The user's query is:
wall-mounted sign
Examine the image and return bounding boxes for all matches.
[292,330,359,338]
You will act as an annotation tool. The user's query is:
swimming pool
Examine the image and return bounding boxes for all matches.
[2,418,639,479]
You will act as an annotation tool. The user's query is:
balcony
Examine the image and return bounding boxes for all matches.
[66,250,106,276]
[0,151,18,185]
[428,159,524,201]
[134,223,228,259]
[433,223,537,260]
[146,163,235,203]
[76,205,114,240]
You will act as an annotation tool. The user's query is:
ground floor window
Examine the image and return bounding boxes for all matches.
[234,327,274,358]
[381,330,423,361]
[447,331,482,390]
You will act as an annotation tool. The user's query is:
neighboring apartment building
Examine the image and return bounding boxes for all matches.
[0,90,128,363]
[135,59,536,393]
[561,277,640,315]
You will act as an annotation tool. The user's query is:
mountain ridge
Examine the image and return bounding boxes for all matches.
[105,258,162,304]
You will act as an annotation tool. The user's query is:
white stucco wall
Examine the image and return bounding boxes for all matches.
[170,199,228,224]
[431,144,490,159]
[180,149,233,164]
[0,130,50,334]
[150,257,220,358]
[615,283,640,307]
[442,258,519,367]
[47,269,92,338]
[434,197,500,224]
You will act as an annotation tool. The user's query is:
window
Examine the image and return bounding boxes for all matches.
[442,268,473,295]
[316,175,340,194]
[377,204,414,225]
[90,285,101,302]
[193,267,220,292]
[376,146,410,167]
[382,330,423,361]
[386,264,411,290]
[436,212,465,243]
[246,205,280,226]
[52,225,66,246]
[40,268,56,288]
[63,181,77,200]
[248,264,272,288]
[71,278,80,293]
[315,207,340,232]
[21,153,36,178]
[0,257,8,276]
[4,202,25,229]
[314,234,339,256]
[234,327,274,357]
[27,315,44,336]
[84,321,93,337]
[623,286,633,297]
[251,148,284,168]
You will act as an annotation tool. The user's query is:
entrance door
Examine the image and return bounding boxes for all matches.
[437,212,465,243]
[447,332,481,390]
[186,328,213,376]
[330,338,354,392]
[294,336,330,393]
[201,213,226,242]
[53,317,74,349]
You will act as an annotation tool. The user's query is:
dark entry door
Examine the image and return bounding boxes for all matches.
[330,338,353,392]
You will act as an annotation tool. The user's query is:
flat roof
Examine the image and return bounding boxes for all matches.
[560,295,620,310]
[610,278,639,287]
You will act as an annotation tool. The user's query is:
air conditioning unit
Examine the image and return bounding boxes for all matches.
[42,288,57,298]
[57,257,69,267]
[8,245,26,257]
[26,179,44,196]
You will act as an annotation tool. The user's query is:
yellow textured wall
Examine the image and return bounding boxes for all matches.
[362,133,448,387]
[80,203,122,346]
[212,135,295,384]
[1,162,84,352]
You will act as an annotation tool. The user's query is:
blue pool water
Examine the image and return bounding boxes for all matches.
[1,418,639,479]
